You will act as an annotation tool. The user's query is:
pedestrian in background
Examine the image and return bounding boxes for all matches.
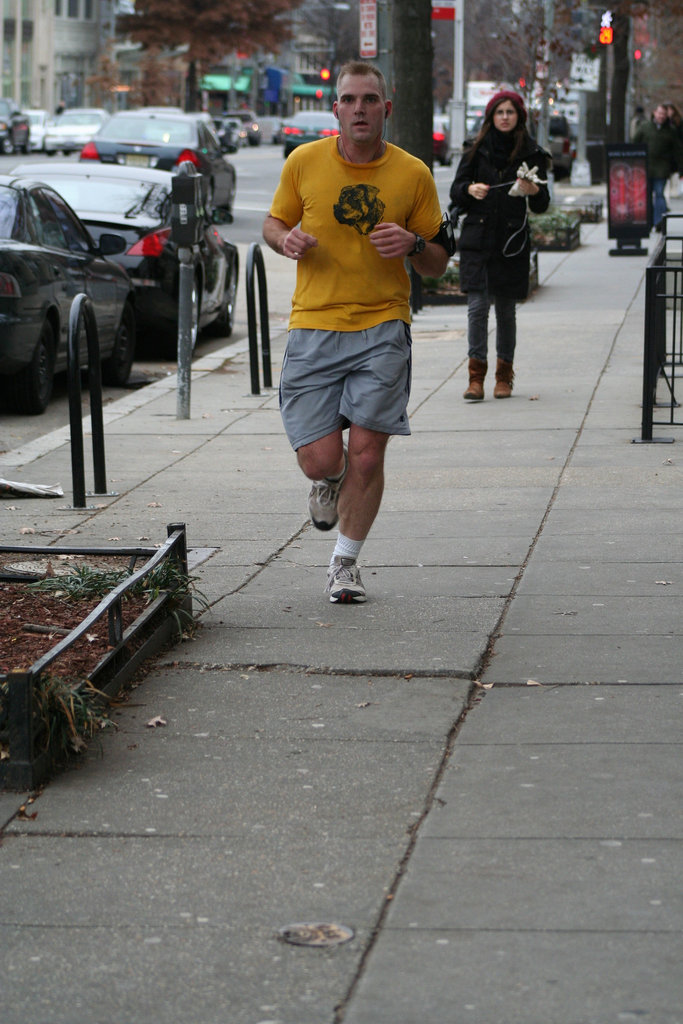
[664,101,683,198]
[633,103,683,230]
[449,91,550,401]
[263,60,448,604]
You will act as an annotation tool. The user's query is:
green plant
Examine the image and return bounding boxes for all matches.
[423,258,461,291]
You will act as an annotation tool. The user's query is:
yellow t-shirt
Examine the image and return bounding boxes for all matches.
[269,136,443,330]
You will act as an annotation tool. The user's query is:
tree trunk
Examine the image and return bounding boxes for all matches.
[392,0,434,168]
[185,60,198,112]
[609,12,630,142]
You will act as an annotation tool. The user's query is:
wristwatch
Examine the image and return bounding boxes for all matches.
[408,233,426,256]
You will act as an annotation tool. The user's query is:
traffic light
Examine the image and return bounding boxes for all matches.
[634,48,642,60]
[599,10,613,44]
[320,68,331,81]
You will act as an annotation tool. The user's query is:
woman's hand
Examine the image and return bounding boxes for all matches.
[468,182,490,200]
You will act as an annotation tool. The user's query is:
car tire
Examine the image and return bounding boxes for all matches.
[1,136,14,155]
[206,250,239,338]
[102,301,136,386]
[7,319,56,414]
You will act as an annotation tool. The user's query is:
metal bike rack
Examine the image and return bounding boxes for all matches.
[246,242,272,395]
[66,293,117,508]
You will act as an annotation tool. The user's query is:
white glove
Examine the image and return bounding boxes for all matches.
[508,162,547,196]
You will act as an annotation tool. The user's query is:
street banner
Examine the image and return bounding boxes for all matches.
[606,144,650,252]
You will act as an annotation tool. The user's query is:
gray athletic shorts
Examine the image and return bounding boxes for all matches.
[279,320,412,450]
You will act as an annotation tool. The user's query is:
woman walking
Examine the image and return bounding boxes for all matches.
[450,91,550,400]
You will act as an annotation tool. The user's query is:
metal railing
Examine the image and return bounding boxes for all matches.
[0,524,190,791]
[636,221,683,443]
[246,242,272,395]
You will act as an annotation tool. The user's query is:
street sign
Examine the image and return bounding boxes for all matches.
[570,53,600,92]
[359,0,377,58]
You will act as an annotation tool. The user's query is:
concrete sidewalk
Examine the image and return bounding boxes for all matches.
[1,201,681,1024]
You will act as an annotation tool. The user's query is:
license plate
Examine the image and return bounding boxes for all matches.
[124,154,150,167]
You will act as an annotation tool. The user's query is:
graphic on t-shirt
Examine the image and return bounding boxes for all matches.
[333,184,385,235]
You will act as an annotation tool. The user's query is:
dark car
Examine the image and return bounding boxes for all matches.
[0,99,29,155]
[281,110,339,157]
[12,161,239,348]
[79,110,236,219]
[548,114,575,179]
[0,176,135,414]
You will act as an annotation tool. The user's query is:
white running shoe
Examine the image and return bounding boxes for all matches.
[325,556,366,603]
[307,448,348,531]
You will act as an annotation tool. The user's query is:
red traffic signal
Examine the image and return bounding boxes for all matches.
[634,48,642,60]
[599,26,613,44]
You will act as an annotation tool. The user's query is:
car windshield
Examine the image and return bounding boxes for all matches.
[34,176,170,219]
[0,186,19,239]
[98,116,194,145]
[27,112,44,124]
[57,112,104,126]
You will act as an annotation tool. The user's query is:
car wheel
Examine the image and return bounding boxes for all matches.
[206,250,239,338]
[7,320,56,414]
[46,149,56,157]
[102,302,136,386]
[1,136,14,155]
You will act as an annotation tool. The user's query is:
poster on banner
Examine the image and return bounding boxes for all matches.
[606,144,650,252]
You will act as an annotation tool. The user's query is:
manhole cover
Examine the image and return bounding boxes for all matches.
[278,922,354,948]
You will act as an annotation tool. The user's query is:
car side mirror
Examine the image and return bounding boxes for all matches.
[98,232,127,256]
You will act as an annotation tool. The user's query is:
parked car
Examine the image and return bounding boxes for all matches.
[44,107,110,156]
[79,110,236,219]
[547,114,575,179]
[0,175,135,414]
[26,109,50,152]
[0,99,29,155]
[13,161,240,346]
[224,109,261,146]
[281,110,339,157]
[433,114,452,166]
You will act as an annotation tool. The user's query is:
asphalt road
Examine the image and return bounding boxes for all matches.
[0,143,455,454]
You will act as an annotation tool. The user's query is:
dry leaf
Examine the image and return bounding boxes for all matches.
[86,633,98,643]
[19,526,35,535]
[526,679,543,686]
[655,580,672,586]
[146,716,167,728]
[147,501,162,508]
[529,394,540,401]
[474,680,494,689]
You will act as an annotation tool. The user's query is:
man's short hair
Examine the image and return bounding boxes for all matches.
[336,61,387,102]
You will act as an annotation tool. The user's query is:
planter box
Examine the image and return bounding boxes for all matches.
[557,199,603,223]
[419,250,539,306]
[532,222,580,251]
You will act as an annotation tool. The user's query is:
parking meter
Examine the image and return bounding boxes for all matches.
[171,162,203,247]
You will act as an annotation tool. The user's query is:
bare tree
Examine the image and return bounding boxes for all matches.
[119,0,301,110]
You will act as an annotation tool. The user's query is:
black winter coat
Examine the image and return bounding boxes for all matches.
[450,133,550,299]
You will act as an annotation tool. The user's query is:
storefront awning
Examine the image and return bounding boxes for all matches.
[201,73,251,93]
[290,83,333,97]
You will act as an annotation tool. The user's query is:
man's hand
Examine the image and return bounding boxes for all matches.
[368,222,414,259]
[282,227,318,261]
[263,215,318,261]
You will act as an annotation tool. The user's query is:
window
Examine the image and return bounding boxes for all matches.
[27,190,68,249]
[55,0,62,15]
[68,0,78,18]
[84,0,92,16]
[42,188,90,252]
